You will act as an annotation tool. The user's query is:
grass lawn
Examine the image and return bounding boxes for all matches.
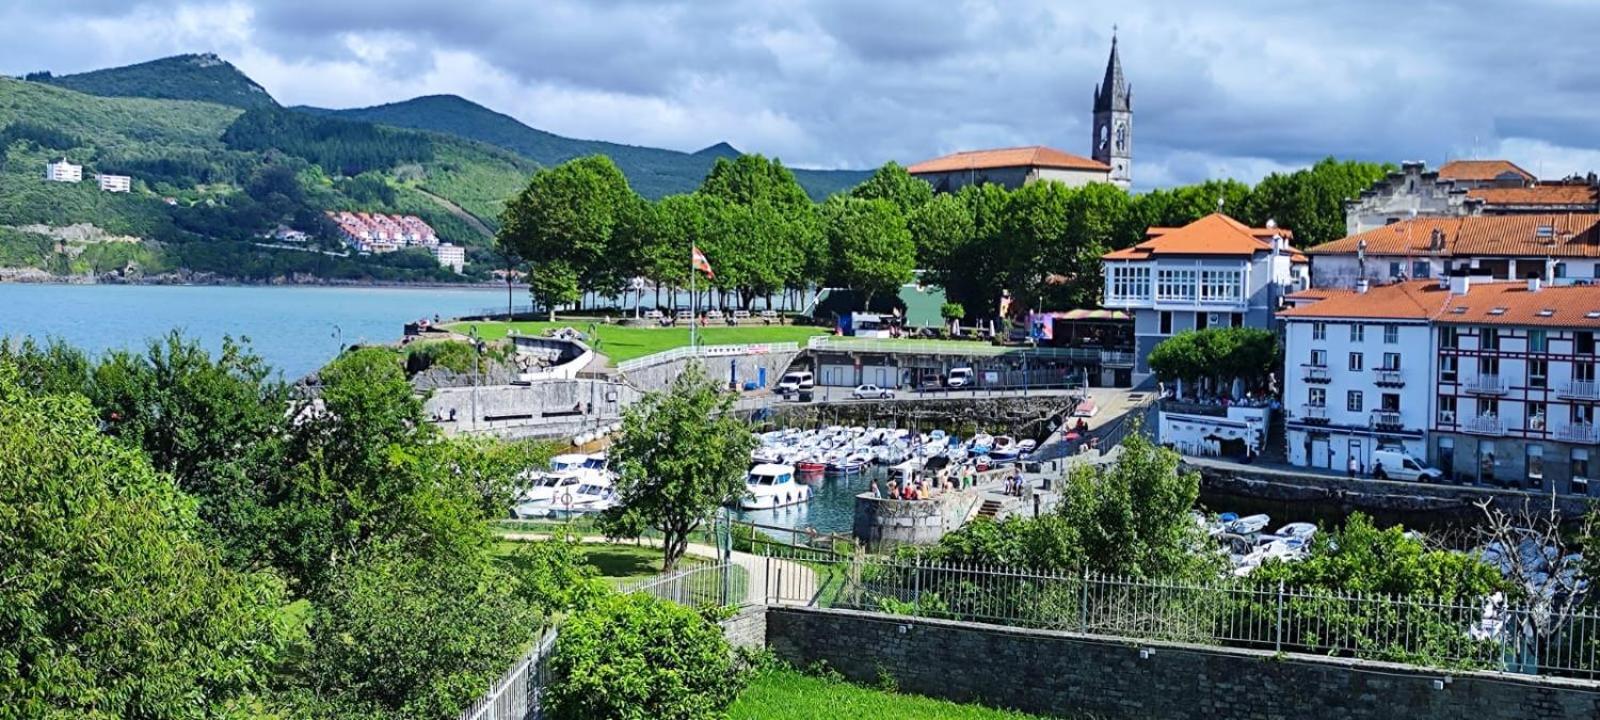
[493,539,746,602]
[444,320,828,362]
[730,669,1059,719]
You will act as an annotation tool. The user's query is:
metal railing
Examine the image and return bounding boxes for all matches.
[1298,404,1328,421]
[457,563,737,719]
[1560,381,1600,401]
[1554,423,1600,444]
[1464,374,1509,395]
[807,336,1109,361]
[1370,409,1404,428]
[762,551,1600,678]
[1373,369,1405,387]
[1302,365,1331,383]
[1463,415,1506,435]
[616,342,799,374]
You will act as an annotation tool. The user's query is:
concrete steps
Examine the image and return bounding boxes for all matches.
[976,499,1003,520]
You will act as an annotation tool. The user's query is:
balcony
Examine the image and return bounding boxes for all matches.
[1302,365,1332,384]
[1372,369,1405,388]
[1462,415,1506,436]
[1099,350,1136,367]
[1299,404,1330,424]
[1554,423,1600,444]
[1559,381,1600,401]
[1370,410,1405,430]
[1463,375,1509,395]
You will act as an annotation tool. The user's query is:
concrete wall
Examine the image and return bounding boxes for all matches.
[853,491,979,550]
[720,605,768,651]
[623,351,799,393]
[423,379,640,440]
[764,607,1600,720]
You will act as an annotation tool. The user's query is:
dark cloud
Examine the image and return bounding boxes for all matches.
[4,0,1600,187]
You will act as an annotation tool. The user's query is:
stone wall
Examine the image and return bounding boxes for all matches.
[623,351,800,393]
[852,491,979,550]
[764,607,1600,720]
[719,605,768,651]
[423,379,640,440]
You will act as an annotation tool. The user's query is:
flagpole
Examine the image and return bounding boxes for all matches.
[690,242,697,352]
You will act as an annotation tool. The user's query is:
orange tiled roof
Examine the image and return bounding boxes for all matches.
[1278,280,1453,321]
[1103,213,1306,261]
[1437,159,1535,183]
[1307,214,1600,259]
[1466,185,1599,207]
[1436,280,1600,327]
[907,145,1110,174]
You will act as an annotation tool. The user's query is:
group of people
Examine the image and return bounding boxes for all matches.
[869,464,1030,501]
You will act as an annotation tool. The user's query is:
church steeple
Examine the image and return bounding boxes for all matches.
[1091,30,1132,189]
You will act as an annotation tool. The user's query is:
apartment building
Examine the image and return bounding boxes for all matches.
[97,174,132,193]
[1103,213,1306,373]
[45,159,82,183]
[326,211,440,254]
[431,243,465,273]
[1280,276,1600,495]
[1308,213,1600,290]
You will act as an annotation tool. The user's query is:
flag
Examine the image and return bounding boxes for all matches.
[692,246,715,279]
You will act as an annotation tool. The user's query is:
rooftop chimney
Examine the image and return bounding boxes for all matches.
[1356,278,1370,294]
[1528,277,1542,293]
[1450,274,1472,296]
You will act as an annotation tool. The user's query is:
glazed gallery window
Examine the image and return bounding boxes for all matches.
[1155,269,1196,301]
[1108,265,1150,302]
[1199,270,1243,302]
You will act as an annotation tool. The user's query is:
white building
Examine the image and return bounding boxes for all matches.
[1280,276,1600,495]
[1102,213,1307,374]
[1280,281,1445,474]
[1343,160,1597,236]
[97,174,132,193]
[46,159,82,183]
[431,243,465,273]
[1307,213,1600,290]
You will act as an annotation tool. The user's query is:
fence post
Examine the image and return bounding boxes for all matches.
[913,550,923,615]
[1275,580,1285,654]
[1079,568,1089,632]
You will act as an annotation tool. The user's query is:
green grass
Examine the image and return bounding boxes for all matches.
[447,321,828,362]
[730,669,1060,719]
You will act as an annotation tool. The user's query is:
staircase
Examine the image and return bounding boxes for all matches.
[976,499,1003,520]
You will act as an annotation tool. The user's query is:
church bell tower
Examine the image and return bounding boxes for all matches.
[1092,33,1132,189]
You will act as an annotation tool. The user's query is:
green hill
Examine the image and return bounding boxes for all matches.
[298,94,870,200]
[32,53,278,110]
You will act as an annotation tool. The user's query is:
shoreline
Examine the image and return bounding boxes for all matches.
[0,273,526,292]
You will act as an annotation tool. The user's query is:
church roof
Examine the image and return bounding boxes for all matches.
[1437,159,1534,183]
[906,146,1110,175]
[1094,35,1131,113]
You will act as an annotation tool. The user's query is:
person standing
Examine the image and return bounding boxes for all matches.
[869,479,881,498]
[1348,455,1359,479]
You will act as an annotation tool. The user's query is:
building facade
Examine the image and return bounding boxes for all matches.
[1307,213,1600,290]
[1345,160,1598,235]
[327,211,440,254]
[96,174,131,193]
[431,243,466,273]
[1279,277,1600,495]
[1102,213,1306,374]
[45,159,82,183]
[1090,34,1132,189]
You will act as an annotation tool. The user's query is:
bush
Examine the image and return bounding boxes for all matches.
[546,593,744,720]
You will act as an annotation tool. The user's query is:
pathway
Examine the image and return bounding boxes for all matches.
[414,186,495,239]
[499,533,818,607]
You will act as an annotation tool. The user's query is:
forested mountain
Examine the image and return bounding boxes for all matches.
[29,53,279,109]
[299,94,870,200]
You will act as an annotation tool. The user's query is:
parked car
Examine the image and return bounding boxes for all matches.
[1370,448,1443,482]
[777,371,814,394]
[852,384,895,400]
[947,367,974,389]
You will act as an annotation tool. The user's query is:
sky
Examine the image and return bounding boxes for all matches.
[4,0,1600,189]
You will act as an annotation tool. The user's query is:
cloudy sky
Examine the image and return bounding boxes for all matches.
[3,0,1598,188]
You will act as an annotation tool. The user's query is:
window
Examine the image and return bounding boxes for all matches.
[1308,387,1326,407]
[1347,391,1364,413]
[1527,401,1547,431]
[1350,324,1365,342]
[1155,269,1196,302]
[1438,394,1457,423]
[1577,362,1597,383]
[1574,449,1591,492]
[1477,397,1499,417]
[1412,261,1430,279]
[1480,327,1500,351]
[1579,332,1596,355]
[1440,326,1459,349]
[1349,352,1364,371]
[1313,322,1327,341]
[1310,349,1327,367]
[1440,355,1458,383]
[1196,312,1210,331]
[1529,329,1547,353]
[1555,262,1568,279]
[1575,404,1597,426]
[1528,445,1544,481]
[1383,324,1399,344]
[1382,352,1401,370]
[1159,311,1173,335]
[1108,265,1151,302]
[1529,359,1547,389]
[1200,270,1243,302]
[1388,261,1403,279]
[1479,356,1499,377]
[1381,393,1400,412]
[1231,313,1244,328]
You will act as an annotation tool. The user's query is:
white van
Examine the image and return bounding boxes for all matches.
[1370,448,1443,482]
[777,371,814,393]
[947,367,974,389]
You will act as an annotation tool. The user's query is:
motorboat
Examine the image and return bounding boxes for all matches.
[1275,522,1317,540]
[549,478,619,517]
[741,463,812,510]
[1017,439,1038,455]
[1224,514,1271,536]
[989,436,1020,461]
[826,453,870,474]
[970,433,995,455]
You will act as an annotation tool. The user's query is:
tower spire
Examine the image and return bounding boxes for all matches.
[1095,31,1130,113]
[1090,31,1133,189]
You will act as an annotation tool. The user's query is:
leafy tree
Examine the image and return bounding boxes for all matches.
[0,336,91,397]
[909,192,975,276]
[599,366,757,571]
[850,161,933,215]
[303,544,543,720]
[527,261,582,319]
[545,593,743,720]
[498,155,643,317]
[1147,327,1280,395]
[698,154,811,214]
[0,365,290,718]
[999,180,1072,315]
[939,302,965,333]
[1058,428,1211,579]
[822,196,915,311]
[1254,513,1502,597]
[1244,158,1392,248]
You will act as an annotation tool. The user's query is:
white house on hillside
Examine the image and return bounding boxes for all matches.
[46,159,82,183]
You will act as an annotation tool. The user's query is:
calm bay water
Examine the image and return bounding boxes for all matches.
[0,283,507,378]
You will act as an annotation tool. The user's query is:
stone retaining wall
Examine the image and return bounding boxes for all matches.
[763,606,1600,720]
[852,490,979,550]
[720,605,768,651]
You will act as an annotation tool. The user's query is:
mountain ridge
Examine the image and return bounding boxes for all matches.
[32,53,278,110]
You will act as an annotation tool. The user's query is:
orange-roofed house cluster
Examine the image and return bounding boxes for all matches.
[327,211,440,254]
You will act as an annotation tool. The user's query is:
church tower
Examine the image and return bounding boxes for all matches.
[1092,33,1132,189]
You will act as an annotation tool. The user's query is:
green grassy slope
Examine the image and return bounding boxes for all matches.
[35,53,278,109]
[301,94,871,200]
[730,669,1061,719]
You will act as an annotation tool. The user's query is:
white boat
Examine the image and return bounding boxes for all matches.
[741,463,812,510]
[1275,522,1317,540]
[1224,514,1271,536]
[970,433,995,454]
[989,436,1020,460]
[549,478,619,516]
[1017,439,1038,455]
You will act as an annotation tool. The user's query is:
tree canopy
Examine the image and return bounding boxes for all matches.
[1146,327,1281,395]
